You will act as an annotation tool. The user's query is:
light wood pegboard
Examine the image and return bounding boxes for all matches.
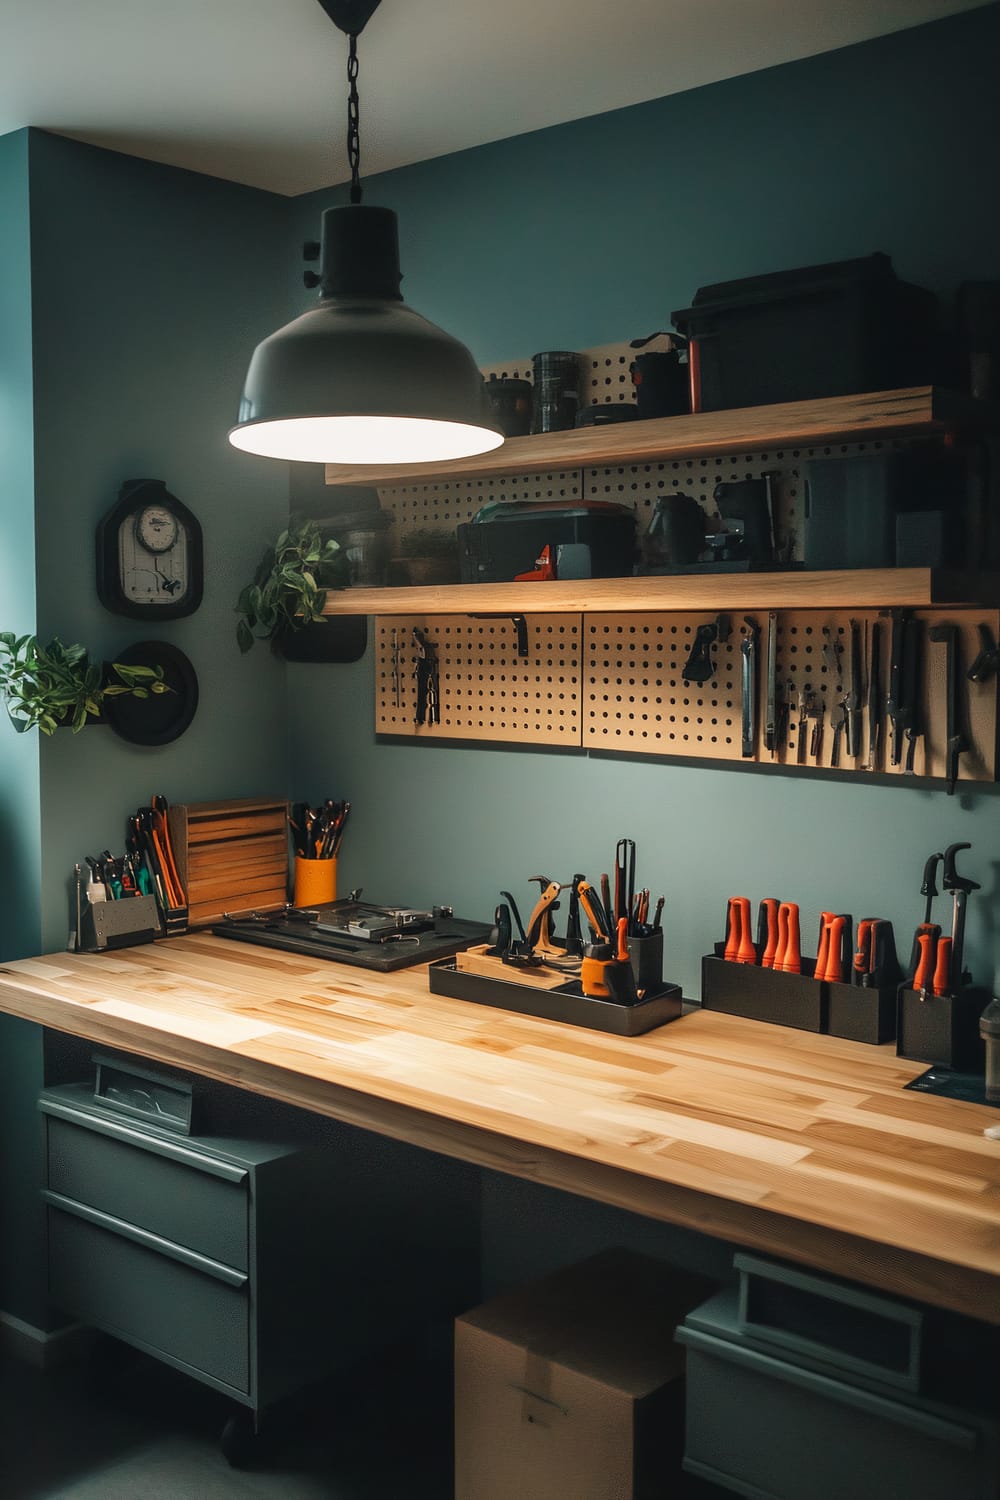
[375,615,581,745]
[583,610,999,782]
[372,607,998,786]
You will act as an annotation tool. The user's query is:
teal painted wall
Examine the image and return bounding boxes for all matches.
[287,5,1000,1011]
[0,130,295,1325]
[0,129,47,1329]
[26,132,293,953]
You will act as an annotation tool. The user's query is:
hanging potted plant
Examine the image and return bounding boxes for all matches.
[235,517,350,655]
[0,633,170,735]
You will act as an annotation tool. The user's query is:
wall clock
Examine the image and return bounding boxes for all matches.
[96,478,203,619]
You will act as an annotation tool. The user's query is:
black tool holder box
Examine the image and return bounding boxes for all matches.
[702,947,898,1045]
[672,252,943,413]
[897,984,988,1071]
[458,501,636,584]
[702,948,826,1033]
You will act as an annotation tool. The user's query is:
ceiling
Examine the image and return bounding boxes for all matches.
[0,0,990,197]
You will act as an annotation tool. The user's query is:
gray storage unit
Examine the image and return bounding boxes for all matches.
[676,1275,1000,1500]
[38,1079,402,1462]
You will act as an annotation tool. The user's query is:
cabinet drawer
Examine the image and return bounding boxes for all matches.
[48,1207,250,1394]
[679,1326,993,1500]
[46,1115,248,1272]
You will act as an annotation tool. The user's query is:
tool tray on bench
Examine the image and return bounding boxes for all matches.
[213,899,491,972]
[429,947,682,1035]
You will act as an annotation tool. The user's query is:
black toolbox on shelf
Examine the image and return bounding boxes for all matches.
[458,500,636,584]
[672,252,943,412]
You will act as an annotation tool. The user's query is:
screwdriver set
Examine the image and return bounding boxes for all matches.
[705,841,989,1056]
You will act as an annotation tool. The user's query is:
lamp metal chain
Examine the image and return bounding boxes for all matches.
[347,31,362,204]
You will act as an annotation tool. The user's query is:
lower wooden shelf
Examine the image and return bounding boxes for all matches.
[321,569,1000,617]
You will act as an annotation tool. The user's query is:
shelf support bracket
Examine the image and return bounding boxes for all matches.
[468,613,529,659]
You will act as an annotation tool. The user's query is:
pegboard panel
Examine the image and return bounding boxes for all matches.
[583,610,999,784]
[375,615,582,746]
[381,326,921,562]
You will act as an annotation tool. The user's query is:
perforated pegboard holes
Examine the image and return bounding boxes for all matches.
[583,616,741,758]
[374,615,582,746]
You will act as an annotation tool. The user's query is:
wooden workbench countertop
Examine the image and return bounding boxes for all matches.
[1,937,998,1323]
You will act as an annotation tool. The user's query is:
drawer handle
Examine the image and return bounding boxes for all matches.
[40,1100,249,1183]
[42,1191,248,1289]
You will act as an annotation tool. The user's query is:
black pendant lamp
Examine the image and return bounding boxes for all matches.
[229,0,503,465]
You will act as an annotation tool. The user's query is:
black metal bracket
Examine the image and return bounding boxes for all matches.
[468,614,529,659]
[314,0,382,35]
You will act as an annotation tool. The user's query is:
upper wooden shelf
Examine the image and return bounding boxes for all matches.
[321,568,1000,616]
[324,386,990,488]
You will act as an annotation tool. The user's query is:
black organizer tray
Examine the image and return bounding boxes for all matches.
[213,901,491,973]
[429,959,683,1035]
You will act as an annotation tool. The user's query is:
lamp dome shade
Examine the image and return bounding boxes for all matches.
[229,205,504,465]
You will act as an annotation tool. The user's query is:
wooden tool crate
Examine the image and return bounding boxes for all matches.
[167,798,289,927]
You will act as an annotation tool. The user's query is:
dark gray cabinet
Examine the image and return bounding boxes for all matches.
[39,1081,365,1456]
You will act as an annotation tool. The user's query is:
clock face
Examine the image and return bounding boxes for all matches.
[135,505,179,555]
[119,512,189,605]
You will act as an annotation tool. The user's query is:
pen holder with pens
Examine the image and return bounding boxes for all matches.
[293,855,337,907]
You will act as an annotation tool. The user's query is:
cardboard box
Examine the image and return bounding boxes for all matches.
[455,1248,714,1500]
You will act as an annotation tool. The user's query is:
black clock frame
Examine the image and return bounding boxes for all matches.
[96,478,204,620]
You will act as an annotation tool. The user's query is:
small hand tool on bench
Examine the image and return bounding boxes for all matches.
[773,902,801,973]
[942,841,979,995]
[757,898,780,968]
[498,889,542,967]
[724,896,756,964]
[524,876,569,955]
[852,918,900,988]
[906,851,943,993]
[814,912,852,984]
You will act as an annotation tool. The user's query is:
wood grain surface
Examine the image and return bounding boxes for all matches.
[321,569,1000,617]
[1,937,997,1322]
[322,387,981,487]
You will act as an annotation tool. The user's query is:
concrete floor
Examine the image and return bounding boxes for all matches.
[0,1336,454,1499]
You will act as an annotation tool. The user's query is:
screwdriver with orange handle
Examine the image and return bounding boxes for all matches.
[814,912,852,983]
[724,897,757,964]
[932,936,952,997]
[757,898,780,969]
[773,902,801,973]
[852,918,900,988]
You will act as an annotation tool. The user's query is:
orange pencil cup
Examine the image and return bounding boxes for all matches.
[293,856,337,907]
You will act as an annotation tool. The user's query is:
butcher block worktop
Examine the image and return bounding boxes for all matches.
[1,936,998,1323]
